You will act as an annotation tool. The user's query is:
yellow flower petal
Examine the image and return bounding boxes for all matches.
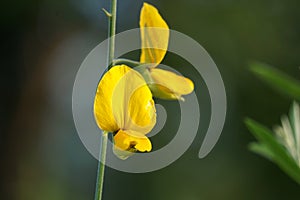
[126,85,156,133]
[94,66,126,132]
[110,66,156,133]
[139,3,169,66]
[149,68,194,100]
[94,65,156,134]
[113,130,152,159]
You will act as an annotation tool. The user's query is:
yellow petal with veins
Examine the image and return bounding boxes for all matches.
[110,66,156,133]
[94,65,156,134]
[126,85,156,133]
[149,68,194,100]
[139,3,169,66]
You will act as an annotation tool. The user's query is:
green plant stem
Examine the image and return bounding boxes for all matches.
[112,58,141,67]
[94,132,108,200]
[108,0,117,66]
[94,0,117,199]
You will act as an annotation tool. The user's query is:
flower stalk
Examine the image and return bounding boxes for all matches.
[94,131,108,200]
[94,0,117,199]
[108,0,117,66]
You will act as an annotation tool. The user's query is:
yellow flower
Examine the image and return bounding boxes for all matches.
[139,3,194,100]
[94,65,156,159]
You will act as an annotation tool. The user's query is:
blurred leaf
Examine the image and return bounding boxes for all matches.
[249,62,300,101]
[248,142,274,160]
[245,118,300,184]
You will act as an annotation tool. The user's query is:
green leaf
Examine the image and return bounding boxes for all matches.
[245,118,300,184]
[248,142,274,161]
[249,62,300,101]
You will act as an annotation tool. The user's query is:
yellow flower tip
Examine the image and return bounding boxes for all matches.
[184,77,194,92]
[141,3,168,28]
[113,130,152,159]
[139,2,169,66]
[148,68,194,100]
[142,2,153,9]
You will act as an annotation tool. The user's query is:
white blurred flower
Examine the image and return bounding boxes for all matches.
[274,102,300,167]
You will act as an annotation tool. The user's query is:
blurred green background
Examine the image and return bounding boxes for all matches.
[1,0,300,199]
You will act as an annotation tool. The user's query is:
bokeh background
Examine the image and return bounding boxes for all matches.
[2,0,300,199]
